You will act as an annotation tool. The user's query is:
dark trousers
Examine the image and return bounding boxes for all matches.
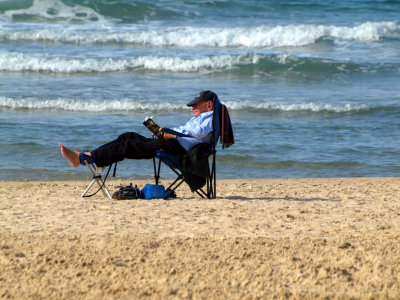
[91,132,186,167]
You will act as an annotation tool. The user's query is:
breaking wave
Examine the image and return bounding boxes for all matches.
[0,52,241,73]
[0,96,388,114]
[0,51,397,75]
[0,21,398,48]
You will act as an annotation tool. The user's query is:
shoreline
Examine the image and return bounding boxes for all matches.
[1,178,399,299]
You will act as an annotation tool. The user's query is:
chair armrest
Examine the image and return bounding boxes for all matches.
[161,128,193,138]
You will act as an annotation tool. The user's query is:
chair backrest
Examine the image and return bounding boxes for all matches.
[211,95,222,151]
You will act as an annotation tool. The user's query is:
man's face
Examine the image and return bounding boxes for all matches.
[191,100,213,117]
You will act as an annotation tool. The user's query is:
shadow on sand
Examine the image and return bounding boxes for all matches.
[223,196,341,202]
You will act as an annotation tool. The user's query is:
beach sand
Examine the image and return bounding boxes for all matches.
[1,178,399,299]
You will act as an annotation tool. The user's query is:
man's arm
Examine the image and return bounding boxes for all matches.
[159,128,176,139]
[158,128,193,139]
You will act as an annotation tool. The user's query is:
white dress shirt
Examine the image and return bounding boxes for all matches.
[171,110,213,151]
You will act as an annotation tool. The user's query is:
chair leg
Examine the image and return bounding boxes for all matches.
[205,153,216,199]
[153,157,162,185]
[212,153,216,198]
[154,156,186,193]
[154,152,217,199]
[81,162,112,199]
[81,178,96,197]
[166,174,184,191]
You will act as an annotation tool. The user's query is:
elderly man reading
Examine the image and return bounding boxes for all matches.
[59,90,216,168]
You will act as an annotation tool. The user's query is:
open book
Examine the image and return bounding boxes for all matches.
[143,116,162,137]
[143,116,192,138]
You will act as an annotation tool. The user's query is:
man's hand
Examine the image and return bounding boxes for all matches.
[159,128,176,139]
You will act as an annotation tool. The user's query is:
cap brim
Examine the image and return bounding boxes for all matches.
[186,97,201,106]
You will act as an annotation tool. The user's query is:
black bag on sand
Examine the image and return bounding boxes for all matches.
[112,183,141,200]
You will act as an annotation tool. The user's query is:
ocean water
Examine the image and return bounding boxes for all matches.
[0,0,400,181]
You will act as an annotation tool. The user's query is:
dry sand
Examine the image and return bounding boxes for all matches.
[0,178,399,299]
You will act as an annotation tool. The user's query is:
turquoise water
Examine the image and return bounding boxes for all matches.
[0,0,400,180]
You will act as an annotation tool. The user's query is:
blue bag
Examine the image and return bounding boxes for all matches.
[141,184,165,200]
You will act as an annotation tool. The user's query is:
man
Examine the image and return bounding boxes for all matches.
[59,90,216,168]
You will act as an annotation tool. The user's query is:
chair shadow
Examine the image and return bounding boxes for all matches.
[223,196,341,202]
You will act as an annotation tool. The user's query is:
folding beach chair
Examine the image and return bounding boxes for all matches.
[81,161,117,200]
[153,96,233,199]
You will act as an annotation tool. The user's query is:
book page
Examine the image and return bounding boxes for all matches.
[143,116,161,137]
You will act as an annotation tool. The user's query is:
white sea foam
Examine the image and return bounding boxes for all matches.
[0,96,374,113]
[223,100,371,113]
[0,21,397,47]
[0,97,187,112]
[3,0,109,24]
[0,51,389,74]
[0,52,245,73]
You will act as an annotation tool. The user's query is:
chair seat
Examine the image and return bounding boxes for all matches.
[155,151,179,169]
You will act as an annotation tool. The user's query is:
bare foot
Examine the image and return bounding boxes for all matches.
[59,143,81,168]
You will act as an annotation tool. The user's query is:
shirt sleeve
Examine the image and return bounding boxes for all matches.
[172,112,213,138]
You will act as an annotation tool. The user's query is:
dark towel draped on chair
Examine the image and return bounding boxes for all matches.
[220,104,234,149]
[178,143,210,192]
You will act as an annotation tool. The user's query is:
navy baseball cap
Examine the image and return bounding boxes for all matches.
[187,90,217,106]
